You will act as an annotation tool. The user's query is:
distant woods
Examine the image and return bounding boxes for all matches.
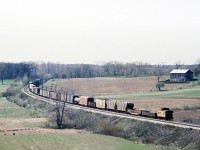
[34,61,200,79]
[0,62,35,84]
[35,61,167,79]
[0,61,200,84]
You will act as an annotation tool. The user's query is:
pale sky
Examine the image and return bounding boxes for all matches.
[0,0,200,64]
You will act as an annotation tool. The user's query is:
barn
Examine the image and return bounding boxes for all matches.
[170,69,193,82]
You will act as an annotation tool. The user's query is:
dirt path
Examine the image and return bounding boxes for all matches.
[0,117,89,134]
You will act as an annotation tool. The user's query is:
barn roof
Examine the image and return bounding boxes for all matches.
[170,69,192,74]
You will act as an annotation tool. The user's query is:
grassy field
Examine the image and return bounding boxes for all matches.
[101,87,200,99]
[0,80,31,118]
[0,97,33,118]
[0,133,171,150]
[0,80,13,93]
[0,80,47,130]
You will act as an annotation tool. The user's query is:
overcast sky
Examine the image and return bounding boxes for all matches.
[0,0,200,64]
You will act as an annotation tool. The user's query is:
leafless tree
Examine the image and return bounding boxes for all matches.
[52,100,66,129]
[153,63,166,82]
[0,64,6,84]
[175,61,184,69]
[193,58,200,76]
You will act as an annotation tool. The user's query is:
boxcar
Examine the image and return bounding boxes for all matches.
[95,99,106,109]
[115,101,134,112]
[29,83,35,92]
[50,91,57,100]
[106,100,117,110]
[79,96,88,106]
[61,93,67,101]
[56,92,62,101]
[40,89,50,98]
[87,97,96,108]
[116,101,126,112]
[65,94,72,103]
[33,87,40,95]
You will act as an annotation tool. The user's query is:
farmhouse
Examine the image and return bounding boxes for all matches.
[170,69,193,82]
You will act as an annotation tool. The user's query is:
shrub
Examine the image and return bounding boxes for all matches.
[155,82,165,91]
[96,119,123,136]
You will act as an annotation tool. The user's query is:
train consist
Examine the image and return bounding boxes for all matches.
[29,83,173,120]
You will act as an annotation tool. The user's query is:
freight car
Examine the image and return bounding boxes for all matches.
[95,99,106,109]
[157,108,173,120]
[28,83,173,120]
[127,108,173,120]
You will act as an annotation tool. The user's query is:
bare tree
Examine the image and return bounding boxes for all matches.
[175,61,184,69]
[0,64,6,84]
[194,58,200,77]
[52,100,66,129]
[153,64,166,82]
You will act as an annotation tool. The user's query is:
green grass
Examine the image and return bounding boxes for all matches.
[97,87,200,99]
[0,80,13,93]
[0,133,171,150]
[0,80,32,118]
[0,97,33,118]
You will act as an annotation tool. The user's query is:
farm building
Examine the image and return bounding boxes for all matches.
[170,69,193,82]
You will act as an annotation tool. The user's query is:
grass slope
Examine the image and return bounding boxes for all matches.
[0,80,31,118]
[0,133,170,150]
[0,97,32,118]
[0,80,13,93]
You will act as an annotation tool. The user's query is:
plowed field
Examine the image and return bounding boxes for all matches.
[47,77,200,110]
[54,76,192,96]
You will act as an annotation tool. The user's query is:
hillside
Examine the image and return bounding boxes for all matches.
[0,80,170,150]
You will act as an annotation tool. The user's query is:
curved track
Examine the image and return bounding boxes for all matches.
[22,87,200,131]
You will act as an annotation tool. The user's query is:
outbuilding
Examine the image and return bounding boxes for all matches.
[170,69,193,82]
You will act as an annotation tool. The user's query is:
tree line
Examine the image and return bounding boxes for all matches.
[0,61,200,84]
[35,61,170,79]
[0,62,35,84]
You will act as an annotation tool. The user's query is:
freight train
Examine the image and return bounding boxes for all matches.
[29,82,173,120]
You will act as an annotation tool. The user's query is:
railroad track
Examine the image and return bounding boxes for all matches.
[22,87,200,131]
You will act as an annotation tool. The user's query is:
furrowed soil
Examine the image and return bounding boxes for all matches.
[49,77,200,110]
[120,98,200,112]
[54,76,191,96]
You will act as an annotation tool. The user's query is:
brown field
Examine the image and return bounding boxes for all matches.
[56,76,192,96]
[121,98,200,112]
[49,77,200,121]
[174,109,200,120]
[174,109,200,124]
